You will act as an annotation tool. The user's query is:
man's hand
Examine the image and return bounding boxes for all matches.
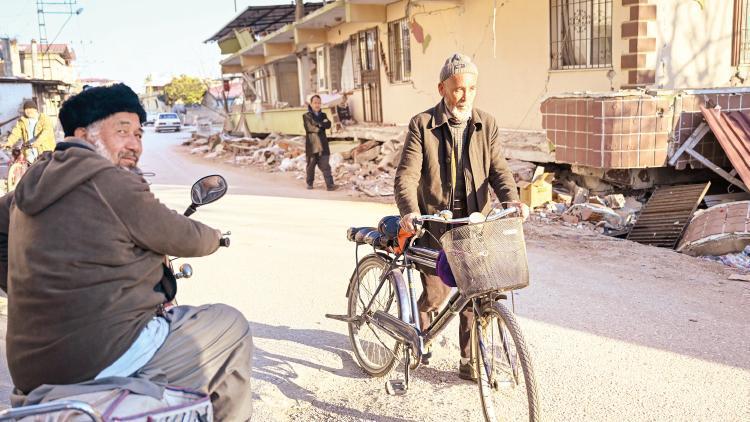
[507,202,530,221]
[400,212,421,233]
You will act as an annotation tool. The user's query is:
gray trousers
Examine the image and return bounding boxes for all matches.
[136,304,253,421]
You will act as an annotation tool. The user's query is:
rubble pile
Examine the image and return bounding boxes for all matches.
[515,166,646,235]
[182,131,407,197]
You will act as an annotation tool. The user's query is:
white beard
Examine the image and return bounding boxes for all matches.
[447,103,472,122]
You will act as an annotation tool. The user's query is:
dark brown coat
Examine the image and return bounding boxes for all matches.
[0,141,220,393]
[395,101,520,243]
[303,111,332,155]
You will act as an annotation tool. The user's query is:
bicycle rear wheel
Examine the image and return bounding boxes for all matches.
[347,254,401,377]
[474,301,540,422]
[7,162,27,192]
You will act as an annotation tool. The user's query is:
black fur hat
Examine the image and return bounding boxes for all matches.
[59,83,146,136]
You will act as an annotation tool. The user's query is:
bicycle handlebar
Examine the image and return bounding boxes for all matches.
[414,206,518,226]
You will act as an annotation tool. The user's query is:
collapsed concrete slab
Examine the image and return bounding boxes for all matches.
[677,201,750,256]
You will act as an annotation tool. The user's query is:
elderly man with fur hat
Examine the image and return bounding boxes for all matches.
[0,84,253,421]
[395,53,529,381]
[3,99,56,162]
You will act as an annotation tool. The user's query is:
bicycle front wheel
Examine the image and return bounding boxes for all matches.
[474,301,540,422]
[347,254,402,377]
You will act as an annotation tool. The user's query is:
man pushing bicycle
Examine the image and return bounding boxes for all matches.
[395,53,529,380]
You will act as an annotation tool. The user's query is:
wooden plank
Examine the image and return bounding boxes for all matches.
[685,148,750,192]
[668,122,709,166]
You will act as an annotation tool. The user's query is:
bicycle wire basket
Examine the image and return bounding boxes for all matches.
[439,217,529,298]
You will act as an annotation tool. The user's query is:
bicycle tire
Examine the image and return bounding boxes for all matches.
[347,254,402,377]
[7,162,27,192]
[474,301,540,422]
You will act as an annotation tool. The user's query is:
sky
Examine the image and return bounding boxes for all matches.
[0,0,291,93]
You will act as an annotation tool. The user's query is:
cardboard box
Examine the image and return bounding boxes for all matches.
[518,167,554,209]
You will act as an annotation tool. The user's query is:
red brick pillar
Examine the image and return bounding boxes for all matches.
[621,0,657,88]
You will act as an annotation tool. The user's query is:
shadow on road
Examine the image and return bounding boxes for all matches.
[250,321,416,422]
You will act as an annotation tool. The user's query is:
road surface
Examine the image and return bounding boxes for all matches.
[1,128,748,421]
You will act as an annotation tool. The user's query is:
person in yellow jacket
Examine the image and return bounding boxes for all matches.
[4,100,56,162]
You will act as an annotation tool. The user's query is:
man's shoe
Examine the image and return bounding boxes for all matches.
[458,361,478,381]
[306,185,313,190]
[421,351,432,365]
[327,185,339,191]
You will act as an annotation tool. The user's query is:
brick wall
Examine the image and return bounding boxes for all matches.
[621,0,657,88]
[542,91,750,170]
[541,95,670,168]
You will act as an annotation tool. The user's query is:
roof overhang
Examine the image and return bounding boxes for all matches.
[205,2,326,43]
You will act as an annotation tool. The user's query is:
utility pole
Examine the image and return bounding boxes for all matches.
[36,0,82,80]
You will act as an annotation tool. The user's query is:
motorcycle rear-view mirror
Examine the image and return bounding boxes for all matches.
[184,175,228,216]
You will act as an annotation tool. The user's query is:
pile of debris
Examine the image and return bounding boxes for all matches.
[513,166,645,235]
[182,131,408,197]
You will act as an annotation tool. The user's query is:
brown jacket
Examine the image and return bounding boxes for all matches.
[0,141,220,393]
[395,101,519,243]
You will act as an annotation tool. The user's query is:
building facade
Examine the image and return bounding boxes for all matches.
[210,0,750,187]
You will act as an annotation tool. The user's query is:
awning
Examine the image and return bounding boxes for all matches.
[205,2,326,42]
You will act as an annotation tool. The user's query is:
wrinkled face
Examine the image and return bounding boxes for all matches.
[311,97,322,112]
[94,112,143,169]
[23,108,39,119]
[438,73,477,121]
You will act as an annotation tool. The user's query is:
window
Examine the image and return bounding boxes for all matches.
[358,29,377,72]
[550,0,612,70]
[388,19,411,82]
[733,0,750,65]
[316,46,328,92]
[349,35,361,88]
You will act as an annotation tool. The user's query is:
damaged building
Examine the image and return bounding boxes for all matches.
[203,0,750,263]
[208,1,750,186]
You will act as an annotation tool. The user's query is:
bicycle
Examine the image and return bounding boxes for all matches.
[4,140,35,192]
[327,208,540,421]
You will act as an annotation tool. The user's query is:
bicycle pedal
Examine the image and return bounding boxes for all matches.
[385,379,407,396]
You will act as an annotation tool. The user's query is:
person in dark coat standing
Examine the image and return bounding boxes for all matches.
[303,95,337,191]
[395,53,529,381]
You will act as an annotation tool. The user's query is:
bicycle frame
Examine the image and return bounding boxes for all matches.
[353,232,474,360]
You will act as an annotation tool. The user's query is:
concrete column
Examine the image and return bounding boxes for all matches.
[297,52,314,105]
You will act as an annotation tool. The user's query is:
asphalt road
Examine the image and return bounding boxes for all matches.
[0,128,748,421]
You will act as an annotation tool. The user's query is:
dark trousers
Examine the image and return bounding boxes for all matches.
[419,273,474,359]
[306,153,334,188]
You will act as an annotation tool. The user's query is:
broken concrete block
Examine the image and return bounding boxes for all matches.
[588,196,607,206]
[553,190,572,206]
[191,146,210,154]
[353,143,381,164]
[605,194,626,209]
[561,214,580,224]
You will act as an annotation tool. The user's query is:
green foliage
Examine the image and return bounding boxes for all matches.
[163,75,207,105]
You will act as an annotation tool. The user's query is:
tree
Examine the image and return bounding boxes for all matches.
[163,75,206,106]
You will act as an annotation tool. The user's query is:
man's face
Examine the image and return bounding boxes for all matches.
[95,112,144,169]
[23,108,39,119]
[311,97,322,112]
[438,73,477,120]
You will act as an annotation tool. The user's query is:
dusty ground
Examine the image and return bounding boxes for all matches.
[0,129,748,421]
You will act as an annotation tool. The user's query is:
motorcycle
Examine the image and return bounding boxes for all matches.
[0,175,231,422]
